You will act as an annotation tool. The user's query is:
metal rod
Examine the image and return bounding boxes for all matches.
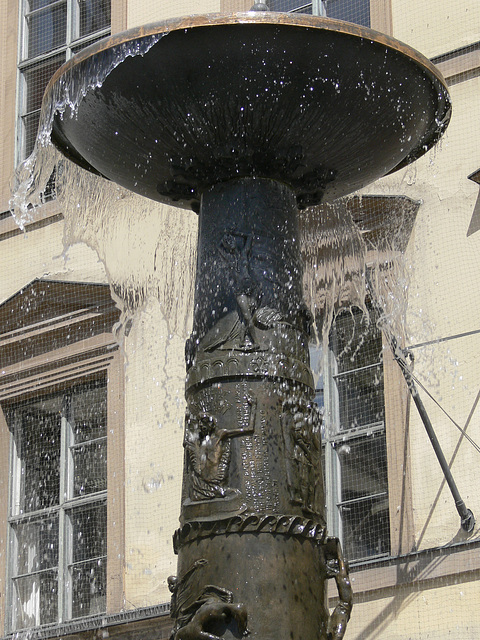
[386,332,475,533]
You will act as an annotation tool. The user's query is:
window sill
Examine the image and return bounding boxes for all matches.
[0,201,63,242]
[2,604,171,640]
[328,539,480,601]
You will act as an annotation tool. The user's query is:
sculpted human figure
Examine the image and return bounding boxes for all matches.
[184,399,256,501]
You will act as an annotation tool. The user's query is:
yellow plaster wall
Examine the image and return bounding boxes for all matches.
[123,302,185,606]
[0,0,19,213]
[391,0,480,58]
[0,222,108,305]
[364,74,480,549]
[126,0,222,28]
[345,574,480,640]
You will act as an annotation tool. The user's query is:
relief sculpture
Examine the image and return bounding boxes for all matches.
[169,560,248,640]
[282,397,323,516]
[183,396,257,519]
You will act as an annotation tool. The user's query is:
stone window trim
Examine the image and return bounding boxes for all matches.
[0,280,125,635]
[0,202,63,242]
[0,606,171,640]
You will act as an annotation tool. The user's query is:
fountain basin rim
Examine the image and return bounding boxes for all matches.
[45,11,448,104]
[43,12,451,209]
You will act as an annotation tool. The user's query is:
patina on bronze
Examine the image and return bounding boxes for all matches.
[44,12,451,640]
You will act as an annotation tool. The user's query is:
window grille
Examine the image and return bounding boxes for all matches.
[267,0,371,26]
[312,305,390,562]
[17,0,111,164]
[6,378,107,630]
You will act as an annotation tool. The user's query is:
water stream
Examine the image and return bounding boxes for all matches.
[8,23,415,369]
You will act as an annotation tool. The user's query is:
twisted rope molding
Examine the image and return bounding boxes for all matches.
[174,513,327,552]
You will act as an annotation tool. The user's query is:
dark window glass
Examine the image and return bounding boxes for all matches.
[6,378,108,629]
[267,0,370,25]
[15,396,62,513]
[12,572,58,628]
[26,2,67,58]
[78,0,111,39]
[326,0,370,26]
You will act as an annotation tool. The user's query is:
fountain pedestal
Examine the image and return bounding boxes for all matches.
[42,12,451,640]
[172,178,344,640]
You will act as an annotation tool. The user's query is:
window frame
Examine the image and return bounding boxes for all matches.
[16,0,111,164]
[0,280,124,634]
[7,377,108,629]
[318,310,391,562]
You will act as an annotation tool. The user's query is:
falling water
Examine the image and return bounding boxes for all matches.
[10,32,162,229]
[9,31,198,340]
[8,24,414,358]
[300,195,412,358]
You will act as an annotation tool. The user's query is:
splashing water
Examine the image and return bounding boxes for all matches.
[10,33,162,229]
[300,195,412,359]
[8,26,412,350]
[300,200,369,345]
[9,31,199,339]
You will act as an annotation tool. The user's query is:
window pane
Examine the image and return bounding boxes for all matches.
[339,494,390,559]
[16,395,62,513]
[21,111,41,159]
[71,559,106,618]
[70,379,107,496]
[78,0,111,39]
[22,53,65,114]
[69,502,107,618]
[25,2,67,58]
[12,571,58,629]
[69,502,107,563]
[336,432,388,502]
[335,432,390,558]
[27,0,60,12]
[268,0,313,12]
[326,0,370,27]
[333,308,382,374]
[71,380,107,444]
[72,438,107,496]
[14,515,59,575]
[336,363,384,430]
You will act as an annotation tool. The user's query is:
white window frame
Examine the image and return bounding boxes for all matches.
[312,314,390,563]
[16,0,111,164]
[6,377,108,631]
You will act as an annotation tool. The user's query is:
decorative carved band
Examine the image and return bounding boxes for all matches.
[186,352,314,392]
[173,514,327,552]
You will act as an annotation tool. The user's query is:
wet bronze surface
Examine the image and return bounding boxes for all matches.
[42,13,451,640]
[45,12,450,211]
[173,177,351,640]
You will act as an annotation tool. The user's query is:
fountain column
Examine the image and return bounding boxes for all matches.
[40,13,451,640]
[169,178,351,640]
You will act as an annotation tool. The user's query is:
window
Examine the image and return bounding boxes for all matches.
[0,279,124,633]
[6,379,107,629]
[312,306,390,561]
[17,0,111,163]
[267,0,371,27]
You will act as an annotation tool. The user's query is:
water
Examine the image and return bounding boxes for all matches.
[8,17,417,352]
[10,33,162,230]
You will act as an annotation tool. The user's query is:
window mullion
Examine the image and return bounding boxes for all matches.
[66,0,75,57]
[57,403,70,623]
[10,411,23,516]
[323,347,343,539]
[7,412,22,632]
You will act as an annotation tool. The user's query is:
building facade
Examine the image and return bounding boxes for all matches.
[0,0,479,639]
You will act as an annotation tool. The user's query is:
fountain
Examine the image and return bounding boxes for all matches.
[38,10,451,640]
